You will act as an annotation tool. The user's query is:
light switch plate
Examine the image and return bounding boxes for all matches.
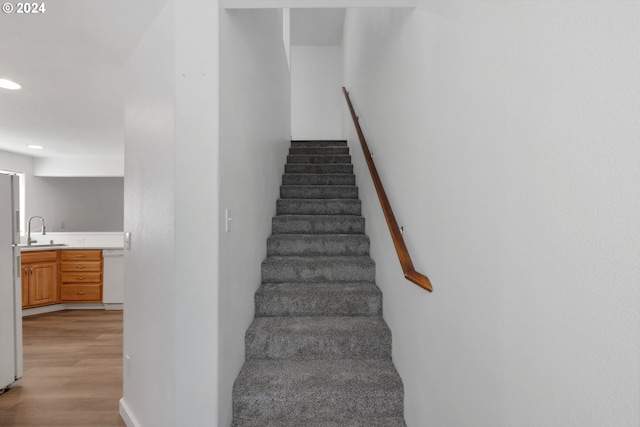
[225,209,232,232]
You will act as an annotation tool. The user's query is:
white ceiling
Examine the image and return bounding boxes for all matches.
[0,0,165,159]
[0,3,344,160]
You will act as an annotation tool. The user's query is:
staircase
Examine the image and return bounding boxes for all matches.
[232,140,406,427]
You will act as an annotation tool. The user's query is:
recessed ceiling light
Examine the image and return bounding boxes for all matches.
[0,79,21,90]
[27,145,44,150]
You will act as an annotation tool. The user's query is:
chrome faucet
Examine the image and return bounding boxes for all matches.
[27,216,46,246]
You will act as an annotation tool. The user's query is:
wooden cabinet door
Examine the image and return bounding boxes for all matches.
[27,262,58,307]
[22,250,59,309]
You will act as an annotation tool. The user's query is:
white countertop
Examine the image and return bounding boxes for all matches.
[17,232,124,250]
[18,245,124,252]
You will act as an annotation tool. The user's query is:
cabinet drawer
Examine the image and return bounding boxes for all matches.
[61,272,102,284]
[61,285,102,302]
[61,261,102,272]
[22,250,58,263]
[61,250,102,261]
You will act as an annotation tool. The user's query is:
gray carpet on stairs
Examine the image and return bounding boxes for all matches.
[232,140,406,426]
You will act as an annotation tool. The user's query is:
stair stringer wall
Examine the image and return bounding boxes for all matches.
[218,8,292,427]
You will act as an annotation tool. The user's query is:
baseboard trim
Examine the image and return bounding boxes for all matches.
[22,304,66,317]
[22,303,112,317]
[119,398,140,427]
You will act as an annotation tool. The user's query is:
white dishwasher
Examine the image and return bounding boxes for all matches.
[103,249,124,308]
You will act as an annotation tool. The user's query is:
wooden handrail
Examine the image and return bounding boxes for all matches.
[342,87,433,292]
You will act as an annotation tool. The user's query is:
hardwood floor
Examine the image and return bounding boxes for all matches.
[0,310,125,427]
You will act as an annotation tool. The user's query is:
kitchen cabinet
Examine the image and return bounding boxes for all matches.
[21,250,59,308]
[60,250,103,302]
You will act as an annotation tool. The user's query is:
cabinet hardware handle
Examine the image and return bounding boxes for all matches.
[75,266,85,269]
[76,291,85,295]
[75,255,85,258]
[76,277,85,280]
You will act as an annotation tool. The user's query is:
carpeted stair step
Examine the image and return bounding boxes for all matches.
[232,358,404,422]
[267,234,369,257]
[232,139,406,426]
[280,185,358,199]
[285,163,353,174]
[287,155,352,164]
[276,199,361,216]
[289,146,349,155]
[232,417,407,427]
[282,173,355,186]
[245,316,391,359]
[291,140,347,147]
[262,256,375,283]
[254,282,382,317]
[272,215,365,234]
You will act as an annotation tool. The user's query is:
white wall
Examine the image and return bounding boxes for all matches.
[291,45,343,139]
[343,3,640,426]
[0,150,33,176]
[123,2,176,425]
[123,4,289,427]
[174,2,219,424]
[122,1,219,426]
[218,8,291,426]
[32,156,124,177]
[1,151,123,233]
[28,177,123,232]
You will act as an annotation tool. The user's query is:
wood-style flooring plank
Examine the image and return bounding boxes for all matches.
[0,310,125,427]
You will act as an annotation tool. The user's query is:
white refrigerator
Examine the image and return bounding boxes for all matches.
[0,174,22,390]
